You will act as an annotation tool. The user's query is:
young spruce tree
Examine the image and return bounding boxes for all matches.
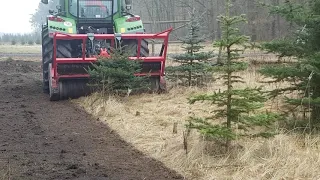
[187,1,278,148]
[88,46,148,96]
[166,9,214,87]
[259,0,320,129]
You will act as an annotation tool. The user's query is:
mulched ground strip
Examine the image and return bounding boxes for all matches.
[0,59,184,180]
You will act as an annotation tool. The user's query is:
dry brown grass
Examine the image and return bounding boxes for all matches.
[73,60,320,179]
[74,88,320,179]
[154,42,264,56]
[71,46,320,179]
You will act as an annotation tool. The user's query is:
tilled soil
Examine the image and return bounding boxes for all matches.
[0,60,184,180]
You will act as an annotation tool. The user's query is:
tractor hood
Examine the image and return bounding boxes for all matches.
[47,15,77,36]
[114,15,144,34]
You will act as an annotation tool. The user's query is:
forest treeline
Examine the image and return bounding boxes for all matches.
[0,0,306,43]
[133,0,306,41]
[0,33,41,45]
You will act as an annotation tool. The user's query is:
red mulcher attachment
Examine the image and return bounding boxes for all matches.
[48,28,172,101]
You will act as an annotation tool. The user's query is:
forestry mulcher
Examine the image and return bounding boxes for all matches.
[41,0,172,101]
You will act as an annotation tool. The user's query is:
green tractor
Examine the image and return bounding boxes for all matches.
[40,0,151,97]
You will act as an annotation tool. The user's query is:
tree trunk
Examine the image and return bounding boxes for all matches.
[311,86,320,129]
[226,0,232,149]
[226,45,232,150]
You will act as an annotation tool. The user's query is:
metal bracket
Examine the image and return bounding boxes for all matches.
[87,33,95,54]
[114,33,122,49]
[87,33,95,41]
[115,33,122,41]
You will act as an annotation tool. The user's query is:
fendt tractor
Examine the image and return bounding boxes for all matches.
[40,0,172,101]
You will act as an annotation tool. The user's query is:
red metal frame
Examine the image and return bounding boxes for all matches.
[51,28,172,85]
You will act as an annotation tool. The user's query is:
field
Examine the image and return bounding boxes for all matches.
[74,63,320,179]
[0,44,41,54]
[74,43,318,179]
[1,43,319,180]
[0,44,183,179]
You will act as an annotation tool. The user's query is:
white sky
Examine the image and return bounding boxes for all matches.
[0,0,40,34]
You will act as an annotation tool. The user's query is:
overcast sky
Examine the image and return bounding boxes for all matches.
[0,0,40,34]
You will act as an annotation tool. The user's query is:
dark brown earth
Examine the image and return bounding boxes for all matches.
[0,59,184,180]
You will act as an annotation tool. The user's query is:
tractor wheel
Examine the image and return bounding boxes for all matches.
[123,39,149,57]
[42,26,53,93]
[57,40,72,58]
[42,25,72,94]
[47,40,72,101]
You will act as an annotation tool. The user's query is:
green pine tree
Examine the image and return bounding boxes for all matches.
[259,0,320,129]
[166,9,214,87]
[87,47,149,96]
[187,1,278,148]
[11,40,16,45]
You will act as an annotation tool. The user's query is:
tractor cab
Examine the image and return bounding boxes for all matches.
[42,0,119,30]
[69,0,117,30]
[69,0,114,19]
[41,0,140,33]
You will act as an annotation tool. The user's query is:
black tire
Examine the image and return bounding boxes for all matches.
[123,39,149,57]
[57,40,72,58]
[42,26,72,94]
[48,40,72,101]
[42,26,53,93]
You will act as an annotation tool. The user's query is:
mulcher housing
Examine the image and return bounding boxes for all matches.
[40,0,172,101]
